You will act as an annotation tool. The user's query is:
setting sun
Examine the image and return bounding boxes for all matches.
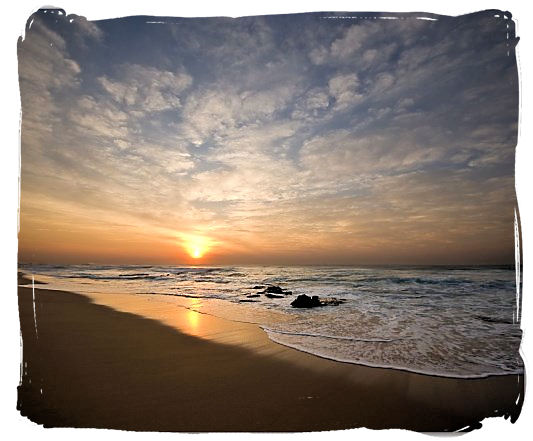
[182,235,212,259]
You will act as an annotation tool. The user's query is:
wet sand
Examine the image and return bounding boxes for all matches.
[17,276,523,432]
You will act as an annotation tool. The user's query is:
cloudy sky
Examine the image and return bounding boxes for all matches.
[18,9,519,265]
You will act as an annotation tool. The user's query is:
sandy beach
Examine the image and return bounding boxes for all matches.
[16,274,523,432]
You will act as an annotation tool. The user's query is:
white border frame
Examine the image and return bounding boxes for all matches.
[2,2,531,440]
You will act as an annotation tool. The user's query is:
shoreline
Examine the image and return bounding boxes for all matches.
[17,276,524,432]
[262,330,525,381]
[83,289,527,381]
[19,273,523,381]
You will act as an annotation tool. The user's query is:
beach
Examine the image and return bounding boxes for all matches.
[17,275,523,432]
[14,6,526,434]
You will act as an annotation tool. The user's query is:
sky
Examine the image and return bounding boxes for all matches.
[17,8,519,265]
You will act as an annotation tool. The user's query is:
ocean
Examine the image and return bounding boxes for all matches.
[19,263,523,379]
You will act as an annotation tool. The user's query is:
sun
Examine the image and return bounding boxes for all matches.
[182,235,212,260]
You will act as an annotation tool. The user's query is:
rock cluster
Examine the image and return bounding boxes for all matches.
[241,285,345,309]
[290,294,345,308]
[257,285,292,298]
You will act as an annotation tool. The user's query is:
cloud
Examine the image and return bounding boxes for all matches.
[18,16,84,180]
[328,73,364,110]
[178,82,299,145]
[299,128,444,182]
[97,64,192,113]
[67,14,104,42]
[67,95,130,139]
[309,20,424,67]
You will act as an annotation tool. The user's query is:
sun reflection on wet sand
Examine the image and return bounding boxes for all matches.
[84,292,281,356]
[181,297,204,336]
[187,310,200,335]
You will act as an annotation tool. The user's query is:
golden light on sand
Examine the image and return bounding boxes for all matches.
[182,235,212,259]
[186,309,199,329]
[185,298,202,334]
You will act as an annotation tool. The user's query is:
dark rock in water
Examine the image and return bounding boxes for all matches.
[475,315,512,325]
[247,294,261,298]
[256,285,293,297]
[252,285,264,289]
[291,294,321,308]
[265,285,284,294]
[264,293,284,299]
[239,299,259,303]
[291,294,345,308]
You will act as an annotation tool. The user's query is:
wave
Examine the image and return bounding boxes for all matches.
[61,273,171,281]
[350,276,515,289]
[354,276,470,285]
[475,315,515,325]
[263,333,523,379]
[171,267,226,273]
[135,291,223,300]
[275,275,481,286]
[118,273,151,277]
[192,278,231,283]
[261,327,401,343]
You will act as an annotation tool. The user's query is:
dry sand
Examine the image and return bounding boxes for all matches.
[17,275,523,432]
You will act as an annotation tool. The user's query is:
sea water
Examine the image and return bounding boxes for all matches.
[19,264,523,379]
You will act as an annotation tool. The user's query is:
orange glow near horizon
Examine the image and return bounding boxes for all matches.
[183,235,212,260]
